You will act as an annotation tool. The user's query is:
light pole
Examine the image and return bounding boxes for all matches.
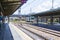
[52,0,54,9]
[50,0,54,25]
[18,8,21,21]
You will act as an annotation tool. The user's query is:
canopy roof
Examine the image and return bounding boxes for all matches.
[0,0,27,16]
[31,8,60,16]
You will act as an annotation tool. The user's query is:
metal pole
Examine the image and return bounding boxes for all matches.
[50,16,53,25]
[0,3,4,12]
[59,17,60,23]
[18,8,21,21]
[29,16,30,22]
[46,18,47,23]
[50,0,54,25]
[36,16,38,25]
[8,16,9,23]
[52,0,54,9]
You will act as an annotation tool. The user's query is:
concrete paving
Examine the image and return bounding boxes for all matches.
[3,23,14,40]
[0,23,24,40]
[0,23,14,40]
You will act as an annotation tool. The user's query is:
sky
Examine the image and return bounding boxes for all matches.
[13,0,60,15]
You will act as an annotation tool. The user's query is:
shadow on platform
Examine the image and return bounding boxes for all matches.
[0,23,14,40]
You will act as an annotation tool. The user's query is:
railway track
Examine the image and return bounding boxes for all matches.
[17,25,46,40]
[13,22,60,40]
[23,24,60,37]
[14,23,47,40]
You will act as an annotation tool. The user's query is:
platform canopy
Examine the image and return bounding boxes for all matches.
[0,0,27,16]
[31,8,60,16]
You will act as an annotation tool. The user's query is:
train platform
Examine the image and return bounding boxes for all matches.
[32,23,60,31]
[0,23,14,40]
[0,22,33,40]
[0,23,24,40]
[0,22,60,40]
[1,0,60,40]
[12,22,60,40]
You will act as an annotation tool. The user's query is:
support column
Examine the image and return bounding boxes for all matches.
[41,17,42,22]
[2,16,5,24]
[36,16,39,25]
[8,16,9,23]
[29,16,30,22]
[59,17,60,23]
[46,18,48,23]
[50,16,53,25]
[28,16,31,24]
